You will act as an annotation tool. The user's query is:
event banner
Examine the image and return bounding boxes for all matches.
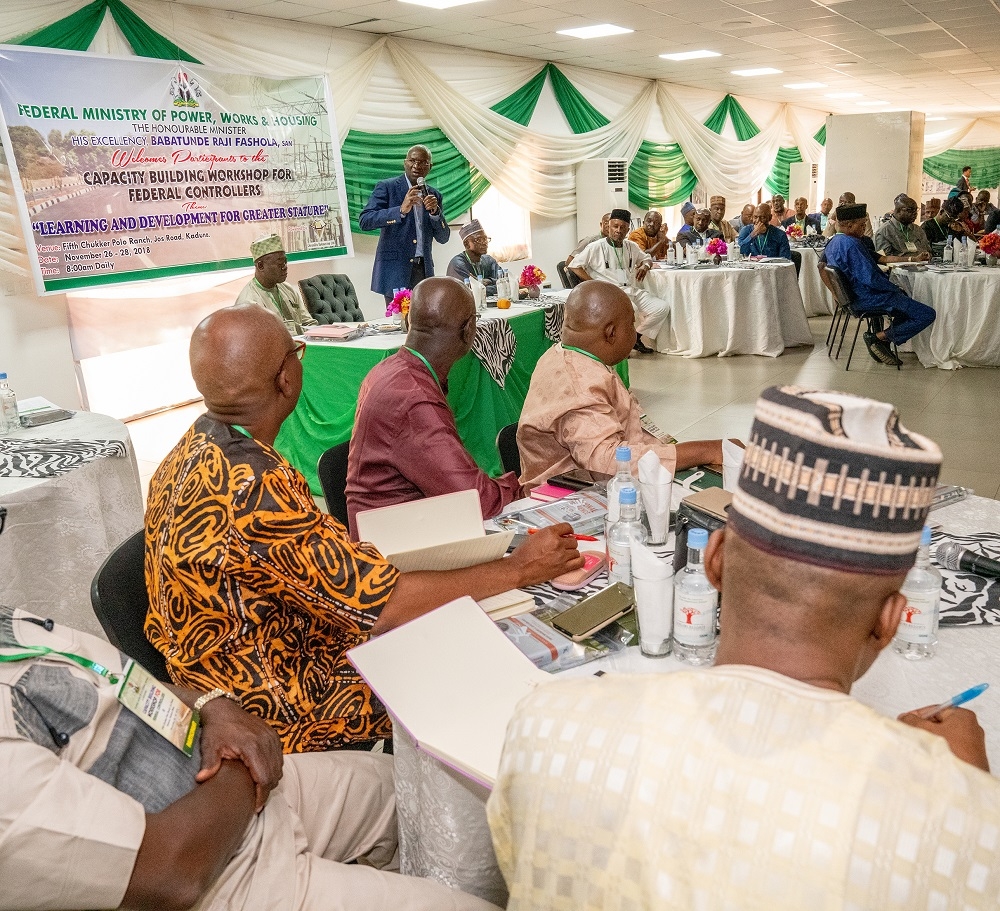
[0,45,352,294]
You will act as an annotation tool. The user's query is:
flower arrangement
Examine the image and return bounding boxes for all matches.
[386,288,411,318]
[785,224,804,239]
[705,237,728,256]
[979,232,1000,257]
[520,264,546,288]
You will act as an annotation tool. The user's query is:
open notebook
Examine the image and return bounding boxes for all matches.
[348,596,550,787]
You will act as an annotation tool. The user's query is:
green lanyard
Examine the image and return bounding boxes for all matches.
[755,233,767,255]
[606,239,625,271]
[901,223,911,242]
[0,646,121,684]
[231,424,253,439]
[256,279,293,323]
[562,344,608,368]
[403,346,442,391]
[463,251,482,279]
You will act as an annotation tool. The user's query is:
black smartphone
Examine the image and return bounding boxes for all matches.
[552,582,635,642]
[548,468,613,491]
[19,409,75,428]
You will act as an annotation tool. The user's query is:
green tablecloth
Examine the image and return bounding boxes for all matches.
[275,308,629,495]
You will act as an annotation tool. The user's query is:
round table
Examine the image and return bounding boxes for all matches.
[0,410,143,638]
[643,261,813,357]
[891,265,1000,369]
[792,244,836,316]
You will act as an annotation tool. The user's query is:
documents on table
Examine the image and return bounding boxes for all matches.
[348,596,551,787]
[355,489,514,573]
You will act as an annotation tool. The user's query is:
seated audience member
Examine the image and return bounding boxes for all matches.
[566,212,610,266]
[707,195,737,242]
[145,306,582,752]
[811,196,834,231]
[490,385,1000,911]
[675,208,721,246]
[824,202,935,366]
[628,210,670,259]
[1,607,499,911]
[729,203,755,232]
[957,193,979,236]
[570,207,669,354]
[971,189,996,229]
[922,196,967,244]
[676,200,696,236]
[782,196,822,234]
[824,192,874,238]
[769,193,788,225]
[874,194,931,261]
[923,196,941,223]
[236,234,317,335]
[347,278,521,537]
[986,204,1000,236]
[737,203,792,259]
[517,282,728,488]
[446,220,501,293]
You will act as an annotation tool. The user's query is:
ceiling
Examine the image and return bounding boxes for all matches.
[172,0,1000,119]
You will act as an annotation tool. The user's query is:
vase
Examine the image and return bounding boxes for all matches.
[988,255,997,268]
[712,254,722,266]
[400,313,409,333]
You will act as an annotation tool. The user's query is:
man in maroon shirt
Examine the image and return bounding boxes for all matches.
[346,277,523,539]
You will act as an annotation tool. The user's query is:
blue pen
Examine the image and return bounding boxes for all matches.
[918,683,989,719]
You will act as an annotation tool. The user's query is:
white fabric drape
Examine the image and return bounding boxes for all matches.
[924,121,983,158]
[787,107,824,167]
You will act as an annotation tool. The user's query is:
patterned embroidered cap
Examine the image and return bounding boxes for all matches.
[681,201,696,215]
[460,219,485,241]
[250,233,284,261]
[710,195,726,205]
[729,386,942,574]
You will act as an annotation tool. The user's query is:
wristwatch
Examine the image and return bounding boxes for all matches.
[193,687,240,716]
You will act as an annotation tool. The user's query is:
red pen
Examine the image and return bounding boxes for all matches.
[527,528,599,542]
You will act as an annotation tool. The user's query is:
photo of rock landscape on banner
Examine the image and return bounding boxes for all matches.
[0,47,351,294]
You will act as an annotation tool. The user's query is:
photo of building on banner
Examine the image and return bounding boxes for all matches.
[0,46,352,295]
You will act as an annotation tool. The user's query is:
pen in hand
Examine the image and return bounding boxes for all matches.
[917,683,989,720]
[527,528,598,542]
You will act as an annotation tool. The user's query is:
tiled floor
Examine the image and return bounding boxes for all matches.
[127,315,1000,502]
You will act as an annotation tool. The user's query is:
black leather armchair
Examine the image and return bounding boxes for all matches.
[298,274,365,323]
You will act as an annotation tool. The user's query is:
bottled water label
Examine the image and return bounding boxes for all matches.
[673,590,718,646]
[607,541,631,587]
[896,590,939,644]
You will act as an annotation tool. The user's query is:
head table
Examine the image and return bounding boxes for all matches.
[643,260,814,358]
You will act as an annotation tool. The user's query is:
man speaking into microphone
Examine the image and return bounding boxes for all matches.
[359,145,450,304]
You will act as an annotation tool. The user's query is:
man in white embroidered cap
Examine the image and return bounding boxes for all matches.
[236,233,317,335]
[490,385,1000,911]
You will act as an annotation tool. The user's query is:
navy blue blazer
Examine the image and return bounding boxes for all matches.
[358,174,450,296]
[781,214,822,234]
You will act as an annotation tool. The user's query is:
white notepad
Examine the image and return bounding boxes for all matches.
[348,596,550,787]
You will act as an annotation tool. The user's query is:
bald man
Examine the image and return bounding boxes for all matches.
[737,203,791,259]
[517,282,728,488]
[145,305,581,753]
[781,196,821,234]
[347,277,522,537]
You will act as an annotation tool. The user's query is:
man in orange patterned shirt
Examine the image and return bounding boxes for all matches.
[145,306,582,752]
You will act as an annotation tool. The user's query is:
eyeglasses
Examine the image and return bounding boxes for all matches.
[405,157,432,167]
[287,340,306,361]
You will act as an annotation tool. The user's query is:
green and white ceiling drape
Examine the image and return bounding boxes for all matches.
[4,0,1000,275]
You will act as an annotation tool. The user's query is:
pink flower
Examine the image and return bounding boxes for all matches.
[387,287,411,317]
[520,264,545,287]
[979,232,1000,256]
[785,224,804,239]
[705,237,728,256]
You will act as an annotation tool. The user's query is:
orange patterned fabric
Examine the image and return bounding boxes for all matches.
[145,416,399,752]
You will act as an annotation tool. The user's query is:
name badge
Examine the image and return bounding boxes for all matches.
[640,413,677,444]
[117,660,198,755]
[905,242,918,252]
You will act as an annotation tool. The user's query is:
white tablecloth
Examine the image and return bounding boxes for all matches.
[891,266,1000,369]
[0,411,143,638]
[793,245,836,316]
[644,261,813,357]
[393,492,1000,903]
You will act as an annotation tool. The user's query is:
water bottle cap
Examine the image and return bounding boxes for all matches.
[921,525,932,546]
[0,373,6,380]
[619,486,637,505]
[615,445,631,462]
[688,528,709,548]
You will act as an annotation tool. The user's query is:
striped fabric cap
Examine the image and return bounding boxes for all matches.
[729,386,942,575]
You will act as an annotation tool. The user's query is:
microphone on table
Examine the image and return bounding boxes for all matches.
[416,176,426,198]
[936,541,1000,580]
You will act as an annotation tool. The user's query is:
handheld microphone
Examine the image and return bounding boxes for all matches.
[936,541,1000,580]
[416,176,426,198]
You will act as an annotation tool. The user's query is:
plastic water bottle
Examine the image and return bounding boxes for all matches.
[672,528,719,665]
[943,237,953,265]
[892,526,941,660]
[686,242,698,265]
[605,444,635,524]
[0,373,18,434]
[607,487,647,588]
[666,244,676,266]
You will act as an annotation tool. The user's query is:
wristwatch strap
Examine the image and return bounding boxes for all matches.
[193,687,240,716]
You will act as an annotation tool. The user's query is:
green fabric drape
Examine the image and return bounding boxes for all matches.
[705,95,759,141]
[17,0,199,61]
[923,148,1000,193]
[490,66,547,125]
[547,64,610,133]
[628,140,698,209]
[815,123,827,146]
[765,147,802,198]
